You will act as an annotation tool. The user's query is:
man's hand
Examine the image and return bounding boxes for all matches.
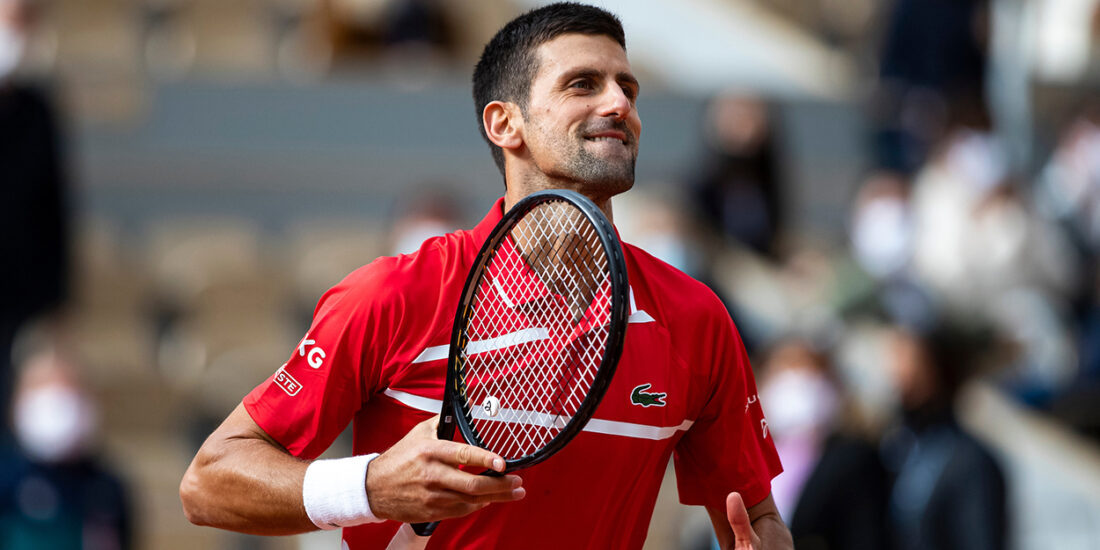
[726,492,762,549]
[366,416,526,523]
[707,491,790,550]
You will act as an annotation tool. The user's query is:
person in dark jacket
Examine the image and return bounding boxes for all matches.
[0,0,70,443]
[880,322,1008,550]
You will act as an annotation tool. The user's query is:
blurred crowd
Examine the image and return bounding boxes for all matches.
[3,0,1100,549]
[619,0,1100,548]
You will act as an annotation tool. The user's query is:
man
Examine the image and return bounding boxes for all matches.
[181,4,790,549]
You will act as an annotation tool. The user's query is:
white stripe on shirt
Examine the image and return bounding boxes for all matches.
[411,327,550,364]
[381,388,692,441]
[465,327,549,355]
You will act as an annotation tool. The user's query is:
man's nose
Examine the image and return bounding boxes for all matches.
[597,84,632,119]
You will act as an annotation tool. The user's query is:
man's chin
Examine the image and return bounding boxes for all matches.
[579,155,635,180]
[579,172,634,197]
[550,152,636,193]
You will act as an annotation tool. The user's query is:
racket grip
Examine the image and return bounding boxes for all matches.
[387,523,431,550]
[411,521,439,536]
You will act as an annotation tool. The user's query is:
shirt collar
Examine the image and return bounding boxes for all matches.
[470,196,507,243]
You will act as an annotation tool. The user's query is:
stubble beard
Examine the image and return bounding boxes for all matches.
[531,119,638,197]
[565,136,636,193]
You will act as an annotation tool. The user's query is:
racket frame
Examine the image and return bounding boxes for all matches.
[437,189,630,472]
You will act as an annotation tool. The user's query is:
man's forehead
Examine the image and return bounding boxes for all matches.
[533,33,633,79]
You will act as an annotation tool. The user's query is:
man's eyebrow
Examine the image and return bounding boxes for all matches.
[617,71,640,93]
[559,68,640,92]
[558,68,602,84]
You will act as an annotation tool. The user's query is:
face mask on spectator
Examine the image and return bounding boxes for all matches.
[760,368,839,438]
[851,196,912,279]
[14,385,97,463]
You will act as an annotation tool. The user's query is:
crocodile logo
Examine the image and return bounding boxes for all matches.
[631,383,667,407]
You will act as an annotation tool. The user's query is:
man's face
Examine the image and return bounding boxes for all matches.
[520,33,641,198]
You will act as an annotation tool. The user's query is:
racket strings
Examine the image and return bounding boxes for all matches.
[459,201,612,459]
[523,211,608,321]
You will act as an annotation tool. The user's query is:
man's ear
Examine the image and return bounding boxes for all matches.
[483,101,524,151]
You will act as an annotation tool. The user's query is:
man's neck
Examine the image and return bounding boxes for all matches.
[503,172,616,222]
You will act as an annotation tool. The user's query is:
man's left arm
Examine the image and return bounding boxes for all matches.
[706,492,792,550]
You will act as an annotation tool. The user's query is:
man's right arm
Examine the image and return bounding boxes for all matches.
[180,403,525,535]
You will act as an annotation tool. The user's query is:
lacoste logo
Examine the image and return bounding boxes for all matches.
[631,383,667,407]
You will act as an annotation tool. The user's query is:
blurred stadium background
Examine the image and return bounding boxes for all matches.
[4,0,1100,548]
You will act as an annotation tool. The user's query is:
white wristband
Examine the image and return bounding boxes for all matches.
[302,453,384,530]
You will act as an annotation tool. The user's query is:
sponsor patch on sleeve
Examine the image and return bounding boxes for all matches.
[274,366,303,397]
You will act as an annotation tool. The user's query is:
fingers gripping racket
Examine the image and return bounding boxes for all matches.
[393,190,629,546]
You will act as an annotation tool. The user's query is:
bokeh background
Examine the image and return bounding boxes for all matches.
[3,0,1100,548]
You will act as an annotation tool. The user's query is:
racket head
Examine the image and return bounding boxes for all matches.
[444,190,629,472]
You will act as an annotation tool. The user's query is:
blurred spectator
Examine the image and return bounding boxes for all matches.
[871,0,989,175]
[907,126,1080,318]
[759,338,888,550]
[707,236,856,356]
[0,349,132,550]
[880,322,1007,550]
[901,122,1081,404]
[0,0,70,443]
[1036,100,1100,436]
[1035,100,1100,282]
[617,186,771,356]
[615,187,705,280]
[848,171,937,333]
[319,0,456,67]
[388,185,465,256]
[850,171,912,282]
[379,0,452,51]
[690,92,783,259]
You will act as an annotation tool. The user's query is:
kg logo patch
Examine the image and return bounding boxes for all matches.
[630,383,667,407]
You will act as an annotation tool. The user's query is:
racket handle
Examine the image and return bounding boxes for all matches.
[387,522,431,550]
[411,521,439,536]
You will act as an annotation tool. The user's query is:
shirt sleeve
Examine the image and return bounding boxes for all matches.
[673,310,783,509]
[242,263,394,459]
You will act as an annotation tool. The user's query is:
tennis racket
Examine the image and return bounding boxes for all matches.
[388,189,629,548]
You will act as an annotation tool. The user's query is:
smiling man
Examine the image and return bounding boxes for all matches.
[180,4,789,549]
[498,32,640,199]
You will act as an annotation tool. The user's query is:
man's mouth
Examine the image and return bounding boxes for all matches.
[584,130,629,146]
[586,136,626,145]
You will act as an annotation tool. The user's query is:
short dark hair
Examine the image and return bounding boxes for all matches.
[472,2,626,176]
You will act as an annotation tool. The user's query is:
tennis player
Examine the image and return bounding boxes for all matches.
[181,3,790,549]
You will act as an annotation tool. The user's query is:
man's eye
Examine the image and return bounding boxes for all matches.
[570,80,594,90]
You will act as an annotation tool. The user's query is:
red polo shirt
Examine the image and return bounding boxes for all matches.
[243,198,781,549]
